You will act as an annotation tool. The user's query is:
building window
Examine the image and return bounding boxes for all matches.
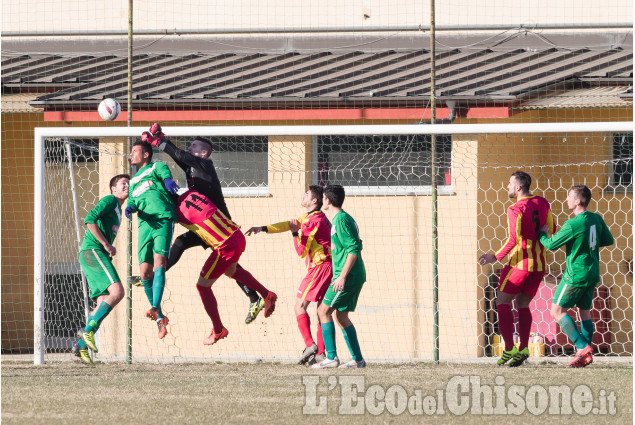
[159,136,268,197]
[316,134,452,195]
[613,133,633,188]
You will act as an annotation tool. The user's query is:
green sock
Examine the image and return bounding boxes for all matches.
[142,279,153,305]
[85,301,113,333]
[321,321,337,360]
[152,267,166,319]
[558,315,588,350]
[342,325,363,361]
[581,319,594,345]
[78,339,87,350]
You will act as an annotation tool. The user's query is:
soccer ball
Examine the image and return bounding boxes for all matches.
[98,98,121,121]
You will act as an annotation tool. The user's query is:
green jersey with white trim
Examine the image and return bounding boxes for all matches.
[128,161,177,222]
[539,211,614,287]
[331,210,366,281]
[81,195,121,252]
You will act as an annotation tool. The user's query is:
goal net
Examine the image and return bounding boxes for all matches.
[32,122,633,364]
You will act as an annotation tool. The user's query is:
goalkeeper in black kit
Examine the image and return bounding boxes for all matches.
[140,123,276,324]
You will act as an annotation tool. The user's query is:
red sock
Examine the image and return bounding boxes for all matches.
[518,308,532,350]
[296,313,314,347]
[196,285,223,332]
[231,268,269,299]
[316,321,325,355]
[497,303,515,351]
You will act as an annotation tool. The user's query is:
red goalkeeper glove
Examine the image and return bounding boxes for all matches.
[141,131,161,147]
[149,122,166,140]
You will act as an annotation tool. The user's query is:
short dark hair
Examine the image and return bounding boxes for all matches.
[308,185,324,209]
[570,184,592,207]
[324,184,345,208]
[511,171,532,192]
[109,174,130,193]
[134,140,153,161]
[194,137,213,153]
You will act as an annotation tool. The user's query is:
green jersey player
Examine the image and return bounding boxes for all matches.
[312,184,367,369]
[126,140,179,339]
[76,174,130,364]
[539,185,614,368]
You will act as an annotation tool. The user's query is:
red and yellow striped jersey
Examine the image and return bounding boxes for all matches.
[267,210,332,269]
[495,195,555,272]
[177,190,240,249]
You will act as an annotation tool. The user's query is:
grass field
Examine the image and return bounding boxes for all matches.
[2,359,632,424]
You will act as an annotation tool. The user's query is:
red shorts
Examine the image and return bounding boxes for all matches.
[297,262,333,302]
[497,265,545,297]
[200,231,245,280]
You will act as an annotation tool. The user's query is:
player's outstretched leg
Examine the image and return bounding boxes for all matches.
[245,297,264,324]
[230,267,277,318]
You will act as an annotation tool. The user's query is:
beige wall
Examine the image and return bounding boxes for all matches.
[2,1,631,34]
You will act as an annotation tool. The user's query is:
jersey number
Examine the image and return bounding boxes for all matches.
[184,193,209,212]
[531,211,540,233]
[589,224,597,251]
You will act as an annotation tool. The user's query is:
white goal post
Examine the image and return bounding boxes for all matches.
[34,121,633,365]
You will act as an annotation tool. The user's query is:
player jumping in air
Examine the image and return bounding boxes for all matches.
[246,185,332,365]
[140,123,274,325]
[539,185,614,368]
[479,171,555,367]
[141,126,277,344]
[76,174,130,364]
[126,141,179,339]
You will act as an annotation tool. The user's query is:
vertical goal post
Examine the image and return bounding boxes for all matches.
[33,121,633,365]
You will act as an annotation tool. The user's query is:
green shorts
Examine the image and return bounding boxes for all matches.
[138,218,174,264]
[552,281,596,310]
[79,249,121,299]
[322,273,365,312]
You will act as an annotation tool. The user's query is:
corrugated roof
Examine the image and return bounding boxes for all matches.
[517,86,633,109]
[1,48,632,109]
[1,93,43,113]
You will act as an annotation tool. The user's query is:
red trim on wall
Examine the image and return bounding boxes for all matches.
[44,107,510,122]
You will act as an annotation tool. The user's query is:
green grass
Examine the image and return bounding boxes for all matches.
[2,360,632,424]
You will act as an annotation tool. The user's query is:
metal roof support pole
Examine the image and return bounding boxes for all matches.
[126,0,134,366]
[430,0,440,365]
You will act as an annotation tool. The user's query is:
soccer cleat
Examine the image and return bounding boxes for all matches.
[127,275,143,287]
[71,340,81,358]
[157,316,169,340]
[245,298,265,324]
[311,356,340,369]
[569,345,593,368]
[298,343,319,365]
[79,349,94,365]
[263,291,278,318]
[203,327,229,345]
[146,307,159,321]
[307,353,326,367]
[82,331,98,353]
[339,359,367,369]
[497,346,518,365]
[508,347,530,367]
